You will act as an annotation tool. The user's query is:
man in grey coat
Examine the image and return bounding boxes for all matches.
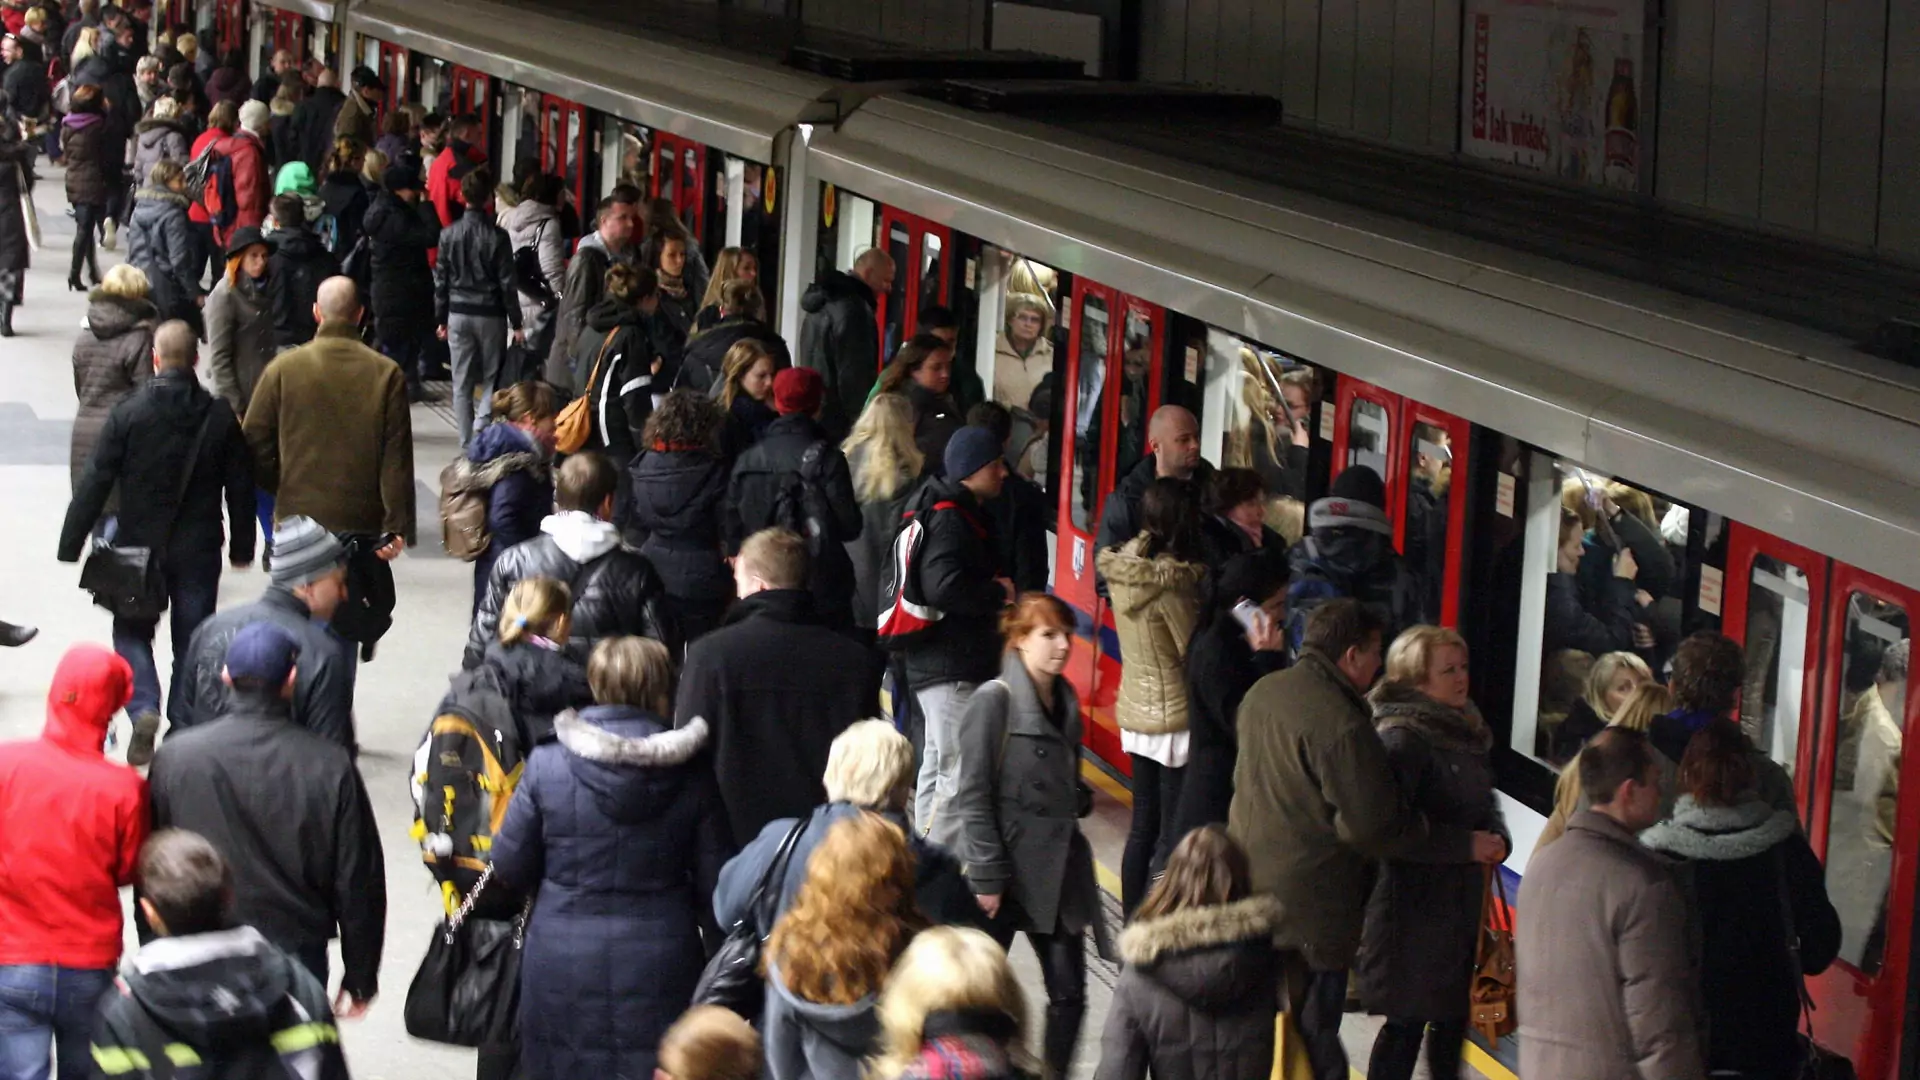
[1227,599,1502,1080]
[543,191,639,393]
[1518,728,1705,1080]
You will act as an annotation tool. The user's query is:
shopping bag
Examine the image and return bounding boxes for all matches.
[1271,1011,1314,1080]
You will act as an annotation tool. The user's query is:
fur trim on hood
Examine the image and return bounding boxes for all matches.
[134,185,189,208]
[1369,682,1493,754]
[1639,795,1798,861]
[554,712,708,767]
[1120,895,1283,966]
[1096,534,1208,618]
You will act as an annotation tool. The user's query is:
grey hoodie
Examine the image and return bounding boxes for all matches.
[762,958,881,1080]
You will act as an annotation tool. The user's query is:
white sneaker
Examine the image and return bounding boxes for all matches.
[101,221,117,251]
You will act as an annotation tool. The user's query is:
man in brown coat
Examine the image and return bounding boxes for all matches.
[1227,599,1502,1080]
[1518,727,1705,1080]
[243,277,414,659]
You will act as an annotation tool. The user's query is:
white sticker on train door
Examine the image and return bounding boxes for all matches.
[1073,536,1087,578]
[1318,407,1335,442]
[1698,565,1724,616]
[1495,473,1516,517]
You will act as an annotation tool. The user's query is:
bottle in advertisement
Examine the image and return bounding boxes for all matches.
[1604,57,1637,190]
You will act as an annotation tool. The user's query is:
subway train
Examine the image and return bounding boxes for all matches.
[210,0,1920,1074]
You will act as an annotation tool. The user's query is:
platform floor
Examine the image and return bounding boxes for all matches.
[0,169,1489,1080]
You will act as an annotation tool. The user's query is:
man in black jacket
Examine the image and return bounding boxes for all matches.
[364,162,438,400]
[435,167,523,447]
[797,247,892,440]
[1096,404,1212,579]
[290,67,344,173]
[545,191,639,393]
[674,527,883,844]
[725,367,862,632]
[147,622,385,1012]
[171,516,357,752]
[58,320,254,766]
[266,193,339,351]
[964,402,1049,593]
[467,452,679,668]
[904,426,1013,832]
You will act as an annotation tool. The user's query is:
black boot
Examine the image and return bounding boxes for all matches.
[0,621,39,647]
[0,299,13,337]
[1041,1001,1085,1080]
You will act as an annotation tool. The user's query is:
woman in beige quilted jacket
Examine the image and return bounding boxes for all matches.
[1096,476,1209,916]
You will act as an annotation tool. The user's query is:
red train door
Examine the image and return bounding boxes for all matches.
[448,67,491,147]
[874,206,952,362]
[216,0,245,58]
[538,96,589,216]
[1053,279,1165,770]
[271,10,304,65]
[1329,376,1472,626]
[652,133,707,244]
[376,41,407,114]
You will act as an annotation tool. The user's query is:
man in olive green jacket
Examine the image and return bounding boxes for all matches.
[1228,598,1503,1080]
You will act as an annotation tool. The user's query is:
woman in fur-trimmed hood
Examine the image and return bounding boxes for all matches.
[1096,827,1282,1080]
[1639,722,1839,1080]
[492,636,733,1079]
[1356,627,1508,1080]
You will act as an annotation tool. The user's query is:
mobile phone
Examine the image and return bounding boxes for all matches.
[1232,598,1263,635]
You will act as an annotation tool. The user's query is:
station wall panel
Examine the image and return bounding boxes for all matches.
[1878,0,1920,254]
[1759,0,1824,233]
[1703,0,1768,220]
[1816,0,1886,247]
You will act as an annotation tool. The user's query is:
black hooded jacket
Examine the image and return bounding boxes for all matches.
[629,447,732,605]
[317,169,371,258]
[673,315,791,395]
[90,927,349,1080]
[479,639,592,748]
[363,189,437,323]
[267,225,341,348]
[724,413,863,629]
[796,269,877,440]
[576,299,660,464]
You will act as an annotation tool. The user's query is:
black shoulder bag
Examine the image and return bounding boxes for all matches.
[80,410,213,621]
[1775,849,1857,1079]
[691,815,810,1018]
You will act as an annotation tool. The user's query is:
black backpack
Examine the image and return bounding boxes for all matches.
[770,442,835,561]
[513,220,555,309]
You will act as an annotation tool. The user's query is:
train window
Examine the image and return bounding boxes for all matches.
[1071,295,1110,533]
[1206,333,1316,541]
[564,109,583,192]
[1741,554,1814,773]
[1824,594,1909,975]
[681,149,700,230]
[883,222,911,358]
[1115,309,1154,487]
[603,119,646,197]
[1346,397,1390,478]
[1406,422,1454,626]
[512,89,540,181]
[919,233,944,321]
[978,250,1060,501]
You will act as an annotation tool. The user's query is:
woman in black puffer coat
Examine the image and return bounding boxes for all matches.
[628,390,732,644]
[492,636,731,1080]
[1097,827,1282,1080]
[60,83,116,289]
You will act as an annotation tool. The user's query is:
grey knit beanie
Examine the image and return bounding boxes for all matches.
[270,516,346,588]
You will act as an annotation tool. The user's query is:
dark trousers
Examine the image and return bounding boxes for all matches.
[292,941,328,989]
[1283,955,1351,1080]
[69,201,105,284]
[109,547,223,720]
[190,220,216,289]
[1368,1016,1466,1080]
[378,320,436,389]
[987,907,1085,1079]
[1122,754,1186,915]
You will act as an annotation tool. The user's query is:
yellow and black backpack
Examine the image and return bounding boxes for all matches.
[410,666,526,918]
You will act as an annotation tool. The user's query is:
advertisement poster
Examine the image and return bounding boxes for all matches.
[1461,0,1645,191]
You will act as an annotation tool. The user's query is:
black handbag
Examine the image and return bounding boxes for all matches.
[1776,851,1858,1080]
[79,411,212,621]
[404,863,528,1047]
[690,816,810,1017]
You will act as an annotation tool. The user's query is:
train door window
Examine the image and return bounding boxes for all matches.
[1347,398,1391,479]
[217,0,244,58]
[378,42,407,113]
[1205,331,1319,539]
[447,68,490,147]
[1069,292,1110,534]
[918,233,944,324]
[1743,554,1817,773]
[603,119,647,196]
[881,218,911,358]
[1114,305,1158,488]
[980,251,1061,495]
[681,147,700,232]
[1406,421,1454,624]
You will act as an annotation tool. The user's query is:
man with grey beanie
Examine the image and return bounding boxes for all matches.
[169,516,359,752]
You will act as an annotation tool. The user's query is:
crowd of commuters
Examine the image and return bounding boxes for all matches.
[0,18,1854,1080]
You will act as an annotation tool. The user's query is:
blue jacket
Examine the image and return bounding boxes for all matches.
[466,421,551,612]
[492,707,730,1078]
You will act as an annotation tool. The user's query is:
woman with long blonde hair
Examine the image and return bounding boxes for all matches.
[869,926,1034,1080]
[843,393,927,632]
[762,811,924,1080]
[1533,680,1676,861]
[717,338,778,457]
[695,245,758,327]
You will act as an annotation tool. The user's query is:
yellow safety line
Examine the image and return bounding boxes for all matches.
[1080,758,1133,807]
[1463,1039,1518,1080]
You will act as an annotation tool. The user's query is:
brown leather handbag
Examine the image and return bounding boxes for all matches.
[553,331,617,455]
[1469,864,1518,1043]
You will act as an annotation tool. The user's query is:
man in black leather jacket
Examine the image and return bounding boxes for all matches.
[466,452,679,668]
[434,167,522,446]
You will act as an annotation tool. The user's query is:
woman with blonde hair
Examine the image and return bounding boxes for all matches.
[1358,625,1509,1080]
[1097,827,1283,1080]
[493,635,727,1079]
[695,245,758,327]
[992,291,1053,411]
[69,263,156,494]
[465,380,557,611]
[843,392,927,631]
[680,276,789,397]
[1533,681,1676,859]
[869,926,1035,1080]
[658,1006,761,1080]
[717,337,778,457]
[1549,649,1653,760]
[477,576,591,747]
[762,811,926,1080]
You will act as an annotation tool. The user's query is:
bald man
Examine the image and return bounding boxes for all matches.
[1094,404,1213,588]
[59,319,257,762]
[243,278,414,659]
[291,63,347,172]
[798,248,895,440]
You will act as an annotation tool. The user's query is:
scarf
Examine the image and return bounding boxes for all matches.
[658,269,687,301]
[1368,681,1494,753]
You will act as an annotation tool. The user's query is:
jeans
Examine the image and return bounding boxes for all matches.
[378,321,435,390]
[912,681,977,838]
[1121,754,1186,915]
[447,313,509,446]
[1368,1016,1466,1080]
[254,489,275,557]
[1284,956,1351,1080]
[987,906,1085,1079]
[0,965,115,1080]
[110,547,223,719]
[68,202,104,285]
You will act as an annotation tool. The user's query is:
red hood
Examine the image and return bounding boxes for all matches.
[43,646,132,757]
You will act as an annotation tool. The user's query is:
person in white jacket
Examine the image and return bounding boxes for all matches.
[501,172,568,365]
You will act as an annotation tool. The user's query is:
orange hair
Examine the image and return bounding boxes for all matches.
[765,812,923,1005]
[1000,591,1073,648]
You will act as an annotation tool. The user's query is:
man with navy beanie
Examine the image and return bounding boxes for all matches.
[146,621,386,1016]
[902,424,1014,835]
[1283,464,1418,657]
